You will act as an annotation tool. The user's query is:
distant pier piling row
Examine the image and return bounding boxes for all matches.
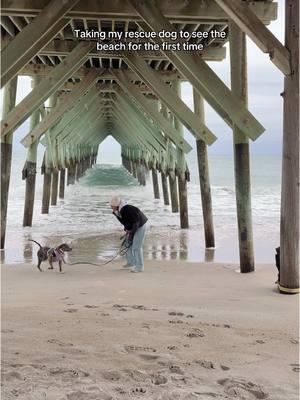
[0,0,298,292]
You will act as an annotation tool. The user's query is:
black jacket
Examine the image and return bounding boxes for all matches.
[113,205,147,235]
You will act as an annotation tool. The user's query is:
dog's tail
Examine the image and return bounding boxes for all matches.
[29,239,42,248]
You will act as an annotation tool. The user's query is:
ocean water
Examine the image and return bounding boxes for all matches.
[2,150,281,266]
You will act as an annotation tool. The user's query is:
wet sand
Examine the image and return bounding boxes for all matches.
[1,260,299,400]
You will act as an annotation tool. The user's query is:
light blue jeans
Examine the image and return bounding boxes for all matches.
[126,224,147,271]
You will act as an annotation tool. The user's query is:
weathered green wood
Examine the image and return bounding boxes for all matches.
[113,70,192,153]
[48,87,100,142]
[152,166,160,199]
[123,52,217,145]
[115,90,168,151]
[215,0,290,75]
[112,99,161,152]
[130,0,265,141]
[230,22,254,273]
[0,0,80,87]
[21,69,102,147]
[0,77,17,249]
[279,0,299,292]
[23,76,40,227]
[0,0,277,23]
[1,41,95,137]
[193,89,215,248]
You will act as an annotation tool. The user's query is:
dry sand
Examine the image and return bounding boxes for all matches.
[1,260,299,400]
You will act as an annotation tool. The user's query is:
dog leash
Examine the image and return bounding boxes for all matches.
[66,236,132,267]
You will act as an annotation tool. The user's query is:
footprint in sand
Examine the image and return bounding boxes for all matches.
[1,371,23,381]
[187,329,205,338]
[195,360,215,369]
[169,365,184,375]
[1,329,14,333]
[124,345,157,353]
[64,308,78,313]
[139,353,159,361]
[218,378,268,399]
[131,387,147,394]
[151,374,168,385]
[220,365,230,371]
[290,339,299,344]
[169,319,184,324]
[168,311,184,316]
[66,389,112,400]
[167,345,178,351]
[47,338,74,347]
[84,305,99,309]
[49,367,89,378]
[290,363,300,372]
[102,370,122,381]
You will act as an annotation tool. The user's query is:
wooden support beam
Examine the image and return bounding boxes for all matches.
[22,76,40,227]
[152,167,160,199]
[51,169,59,206]
[279,0,299,293]
[21,69,103,147]
[0,37,226,62]
[0,77,17,249]
[193,89,215,248]
[113,93,165,151]
[1,0,80,88]
[19,64,182,81]
[123,52,217,145]
[215,0,291,75]
[59,169,66,199]
[138,21,232,127]
[130,1,265,141]
[0,0,277,24]
[230,21,254,273]
[112,70,192,153]
[41,151,52,214]
[1,41,95,138]
[173,81,189,229]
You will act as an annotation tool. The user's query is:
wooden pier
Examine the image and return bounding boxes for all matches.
[0,0,298,292]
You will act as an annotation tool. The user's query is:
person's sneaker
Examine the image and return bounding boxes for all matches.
[122,264,133,268]
[131,269,143,273]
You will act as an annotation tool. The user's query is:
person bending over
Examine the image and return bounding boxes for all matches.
[110,196,147,273]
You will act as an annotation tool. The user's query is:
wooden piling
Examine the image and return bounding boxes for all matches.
[51,169,59,205]
[59,168,66,199]
[173,81,189,228]
[168,170,179,212]
[230,22,254,273]
[152,166,160,199]
[23,78,40,226]
[0,76,17,248]
[41,151,52,214]
[193,89,215,248]
[279,0,299,292]
[161,171,170,205]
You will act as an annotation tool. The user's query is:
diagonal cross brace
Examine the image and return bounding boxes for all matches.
[21,69,103,147]
[1,41,95,138]
[128,0,265,141]
[1,0,80,88]
[123,51,217,145]
[112,69,192,153]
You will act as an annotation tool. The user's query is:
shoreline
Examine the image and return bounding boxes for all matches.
[2,260,299,399]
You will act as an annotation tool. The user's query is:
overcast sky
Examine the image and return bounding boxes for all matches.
[1,0,285,159]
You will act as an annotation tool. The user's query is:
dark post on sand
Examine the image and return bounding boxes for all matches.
[230,21,254,273]
[280,0,299,292]
[0,76,17,248]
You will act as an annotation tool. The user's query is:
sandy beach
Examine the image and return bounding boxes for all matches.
[1,260,299,400]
